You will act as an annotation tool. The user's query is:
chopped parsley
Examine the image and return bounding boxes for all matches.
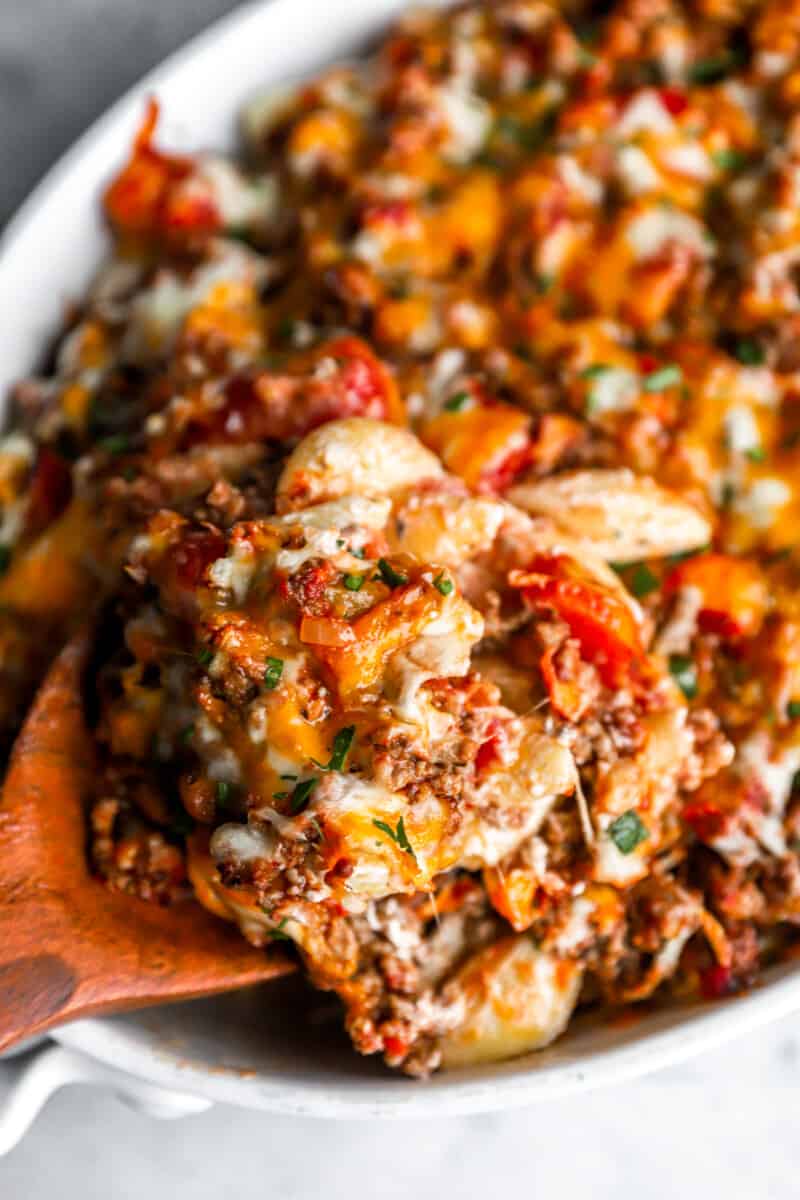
[669,653,698,700]
[99,433,129,455]
[579,364,613,413]
[372,816,417,862]
[196,647,214,668]
[745,446,766,464]
[343,573,365,591]
[713,148,747,171]
[788,700,800,720]
[734,339,765,366]
[444,392,470,412]
[180,724,195,745]
[689,47,746,85]
[308,815,325,842]
[290,778,318,814]
[608,809,648,854]
[433,572,454,597]
[216,781,232,808]
[494,113,553,152]
[314,725,356,773]
[267,917,293,942]
[643,364,683,392]
[580,363,612,380]
[377,558,408,588]
[630,563,659,598]
[264,656,284,690]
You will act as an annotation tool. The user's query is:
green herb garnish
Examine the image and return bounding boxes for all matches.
[264,656,284,690]
[314,725,356,773]
[643,364,683,392]
[734,339,765,366]
[99,434,129,455]
[377,558,408,588]
[268,917,293,942]
[745,446,766,463]
[630,563,659,598]
[788,700,800,720]
[608,809,648,854]
[713,148,746,171]
[180,724,195,745]
[433,572,454,597]
[669,653,698,700]
[216,781,232,807]
[580,363,613,380]
[372,816,417,862]
[689,48,746,85]
[308,815,325,842]
[343,573,365,591]
[444,392,470,412]
[196,647,214,668]
[290,778,318,814]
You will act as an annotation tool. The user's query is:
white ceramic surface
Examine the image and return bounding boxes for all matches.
[2,0,800,1124]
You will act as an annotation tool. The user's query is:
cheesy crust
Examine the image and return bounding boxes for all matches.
[5,0,800,1076]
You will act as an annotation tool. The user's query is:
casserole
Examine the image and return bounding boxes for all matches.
[3,0,800,1134]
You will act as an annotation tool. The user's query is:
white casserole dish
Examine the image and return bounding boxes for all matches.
[2,0,800,1137]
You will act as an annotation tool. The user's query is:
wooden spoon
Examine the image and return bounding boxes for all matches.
[0,630,294,1053]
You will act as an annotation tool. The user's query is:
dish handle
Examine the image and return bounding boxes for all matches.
[0,1040,212,1155]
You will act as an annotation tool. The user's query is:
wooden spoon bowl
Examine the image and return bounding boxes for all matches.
[0,631,293,1053]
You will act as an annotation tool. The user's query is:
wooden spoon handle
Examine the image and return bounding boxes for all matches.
[0,633,292,1053]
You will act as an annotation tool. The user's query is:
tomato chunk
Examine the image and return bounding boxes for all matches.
[510,563,643,687]
[104,98,219,240]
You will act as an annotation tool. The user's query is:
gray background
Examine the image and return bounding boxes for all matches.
[2,3,800,1195]
[0,0,241,227]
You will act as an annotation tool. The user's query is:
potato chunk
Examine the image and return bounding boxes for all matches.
[439,937,583,1068]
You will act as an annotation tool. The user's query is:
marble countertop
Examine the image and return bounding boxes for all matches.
[2,3,799,1195]
[2,1016,799,1198]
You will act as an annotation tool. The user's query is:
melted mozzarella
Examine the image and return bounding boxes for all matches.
[625,207,712,261]
[733,477,791,529]
[617,145,661,195]
[437,83,491,164]
[724,405,761,455]
[585,366,639,415]
[617,91,675,137]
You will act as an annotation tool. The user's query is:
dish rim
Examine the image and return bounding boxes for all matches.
[3,0,800,1118]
